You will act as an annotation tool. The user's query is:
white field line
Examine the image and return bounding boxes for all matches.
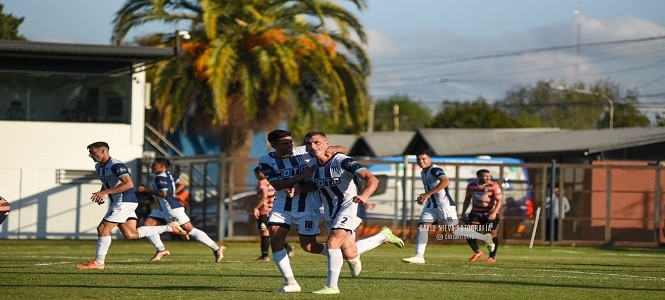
[395,267,665,282]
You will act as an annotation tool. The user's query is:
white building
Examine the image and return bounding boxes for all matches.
[0,41,172,239]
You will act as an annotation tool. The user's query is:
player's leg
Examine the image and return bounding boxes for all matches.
[257,215,271,262]
[180,220,225,263]
[268,211,300,292]
[295,212,325,255]
[313,228,348,294]
[485,218,500,263]
[142,216,170,261]
[402,221,430,264]
[75,218,117,269]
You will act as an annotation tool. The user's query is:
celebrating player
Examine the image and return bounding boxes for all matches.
[304,131,404,295]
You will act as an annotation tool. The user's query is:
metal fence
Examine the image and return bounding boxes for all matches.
[139,154,665,247]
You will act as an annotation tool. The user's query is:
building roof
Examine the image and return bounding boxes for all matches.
[326,134,358,151]
[469,127,665,155]
[0,40,173,74]
[404,128,562,155]
[349,131,415,157]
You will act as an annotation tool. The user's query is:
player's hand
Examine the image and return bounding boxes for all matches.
[137,185,146,192]
[416,193,428,204]
[91,191,107,205]
[253,208,260,219]
[488,212,497,221]
[353,195,368,204]
[286,187,297,198]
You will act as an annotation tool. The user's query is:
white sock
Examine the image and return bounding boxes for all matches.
[95,236,112,264]
[189,228,219,250]
[356,232,386,255]
[273,248,297,285]
[326,248,343,289]
[138,225,170,238]
[146,234,165,251]
[414,227,428,258]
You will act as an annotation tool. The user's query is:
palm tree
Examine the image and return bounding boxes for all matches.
[112,0,370,189]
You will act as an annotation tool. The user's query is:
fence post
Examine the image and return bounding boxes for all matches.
[655,165,661,245]
[604,168,612,244]
[217,152,227,242]
[549,159,556,246]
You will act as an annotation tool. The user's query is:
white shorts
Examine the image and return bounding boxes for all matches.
[148,207,191,225]
[268,209,321,236]
[327,204,362,232]
[104,202,138,223]
[420,205,459,226]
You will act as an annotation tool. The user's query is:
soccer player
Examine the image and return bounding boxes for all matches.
[258,129,343,293]
[460,169,502,263]
[304,131,404,295]
[138,157,225,263]
[402,151,459,264]
[252,166,294,262]
[75,142,189,270]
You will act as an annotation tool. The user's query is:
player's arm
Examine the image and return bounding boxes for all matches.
[488,184,503,220]
[253,186,269,218]
[417,173,450,204]
[91,175,134,203]
[461,186,473,218]
[270,165,316,191]
[325,145,348,156]
[353,168,379,204]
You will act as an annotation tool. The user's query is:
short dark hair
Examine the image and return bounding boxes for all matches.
[87,141,109,150]
[415,150,432,157]
[305,131,326,139]
[253,166,261,173]
[154,156,171,168]
[267,129,292,143]
[476,169,490,176]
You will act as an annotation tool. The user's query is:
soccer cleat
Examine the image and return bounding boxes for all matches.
[168,222,190,240]
[469,251,484,262]
[486,257,496,263]
[75,260,105,270]
[402,256,426,264]
[347,256,362,277]
[485,233,495,253]
[380,227,405,248]
[214,245,226,263]
[150,249,171,262]
[275,283,301,293]
[255,256,270,262]
[312,287,340,294]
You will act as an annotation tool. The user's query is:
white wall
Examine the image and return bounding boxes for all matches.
[0,71,147,239]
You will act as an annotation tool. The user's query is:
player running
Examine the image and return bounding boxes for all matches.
[75,142,188,270]
[138,157,225,263]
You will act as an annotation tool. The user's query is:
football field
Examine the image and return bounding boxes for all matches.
[1,239,664,299]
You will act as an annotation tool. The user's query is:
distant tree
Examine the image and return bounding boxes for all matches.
[0,4,27,41]
[372,94,432,131]
[501,79,651,129]
[430,98,527,128]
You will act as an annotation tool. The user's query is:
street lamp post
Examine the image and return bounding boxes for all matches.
[551,85,614,129]
[174,30,191,55]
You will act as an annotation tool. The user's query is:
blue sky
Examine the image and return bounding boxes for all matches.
[4,0,665,112]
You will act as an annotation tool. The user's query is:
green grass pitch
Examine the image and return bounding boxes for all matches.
[1,239,664,299]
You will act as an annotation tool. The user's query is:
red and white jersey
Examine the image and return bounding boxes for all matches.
[465,179,502,214]
[256,178,276,216]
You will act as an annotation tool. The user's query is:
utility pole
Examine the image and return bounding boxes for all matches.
[392,104,400,132]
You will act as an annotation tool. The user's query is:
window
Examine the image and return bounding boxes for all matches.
[0,71,131,124]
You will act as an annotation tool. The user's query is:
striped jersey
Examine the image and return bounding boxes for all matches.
[152,171,183,211]
[95,157,137,204]
[258,145,321,213]
[421,164,455,208]
[465,179,502,214]
[311,153,365,220]
[256,178,276,215]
